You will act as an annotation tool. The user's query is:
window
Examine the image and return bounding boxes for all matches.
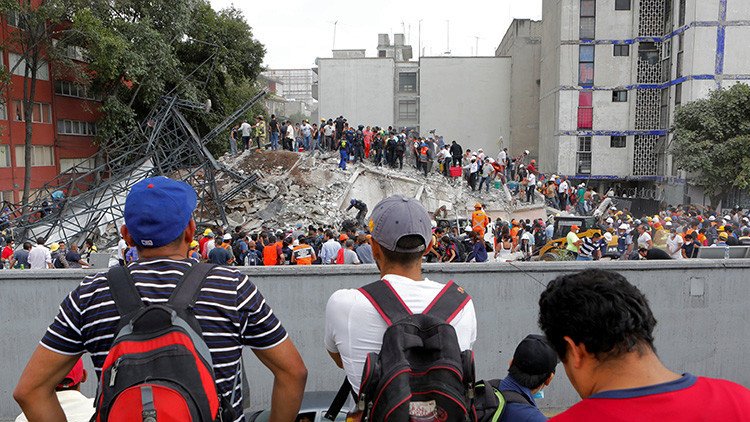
[638,42,659,65]
[0,191,13,202]
[398,73,417,92]
[615,0,631,10]
[577,137,592,174]
[614,44,630,56]
[580,17,595,39]
[7,11,21,28]
[676,51,683,77]
[577,91,593,129]
[0,145,9,167]
[0,102,6,120]
[580,0,595,17]
[398,100,418,120]
[611,136,627,148]
[57,119,97,136]
[678,0,686,26]
[60,156,96,173]
[15,145,54,167]
[579,45,595,86]
[612,90,628,102]
[54,80,102,101]
[378,50,386,58]
[8,53,49,81]
[12,101,52,123]
[675,83,682,106]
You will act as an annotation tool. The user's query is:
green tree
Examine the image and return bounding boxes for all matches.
[70,0,265,155]
[671,83,750,206]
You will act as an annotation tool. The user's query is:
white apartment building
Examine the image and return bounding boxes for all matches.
[539,0,750,205]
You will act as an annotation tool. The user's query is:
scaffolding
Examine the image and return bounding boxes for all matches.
[11,90,267,247]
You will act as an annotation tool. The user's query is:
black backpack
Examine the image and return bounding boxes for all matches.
[356,279,475,421]
[95,264,236,422]
[473,379,533,422]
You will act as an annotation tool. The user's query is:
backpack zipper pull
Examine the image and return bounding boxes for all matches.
[109,358,121,387]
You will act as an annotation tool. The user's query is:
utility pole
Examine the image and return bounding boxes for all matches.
[445,20,451,55]
[332,20,338,50]
[418,19,423,58]
[475,36,479,56]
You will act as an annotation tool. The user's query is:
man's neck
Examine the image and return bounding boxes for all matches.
[586,350,681,397]
[379,264,423,281]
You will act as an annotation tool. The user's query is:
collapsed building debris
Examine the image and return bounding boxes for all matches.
[211,148,544,232]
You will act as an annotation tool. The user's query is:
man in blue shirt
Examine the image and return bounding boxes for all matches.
[497,334,557,422]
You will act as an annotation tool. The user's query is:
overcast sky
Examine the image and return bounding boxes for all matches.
[209,0,543,69]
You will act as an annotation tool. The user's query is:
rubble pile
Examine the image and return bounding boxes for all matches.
[209,149,533,232]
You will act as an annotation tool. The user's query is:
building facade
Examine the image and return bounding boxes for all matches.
[316,34,511,154]
[261,68,317,118]
[0,18,99,204]
[538,0,749,205]
[496,19,543,161]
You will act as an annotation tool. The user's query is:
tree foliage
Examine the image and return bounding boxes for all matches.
[671,83,750,203]
[69,0,265,153]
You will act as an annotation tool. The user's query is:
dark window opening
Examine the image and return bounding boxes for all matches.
[614,44,630,56]
[612,90,628,102]
[611,136,627,148]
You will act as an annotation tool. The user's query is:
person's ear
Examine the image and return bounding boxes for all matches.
[563,336,587,369]
[121,225,135,247]
[184,219,196,244]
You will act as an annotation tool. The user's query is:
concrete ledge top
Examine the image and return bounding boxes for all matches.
[4,259,750,281]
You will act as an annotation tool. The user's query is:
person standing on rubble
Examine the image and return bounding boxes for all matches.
[284,120,295,151]
[239,119,252,151]
[229,124,239,156]
[300,119,313,151]
[450,141,463,167]
[323,120,335,151]
[254,115,267,150]
[269,114,280,150]
[394,133,406,170]
[338,135,349,170]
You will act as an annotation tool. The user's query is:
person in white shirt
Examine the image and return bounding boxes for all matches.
[526,172,537,203]
[284,120,295,151]
[27,238,52,269]
[557,177,570,209]
[665,223,684,259]
[15,359,94,422]
[239,119,253,150]
[324,195,477,395]
[117,234,128,266]
[637,225,653,250]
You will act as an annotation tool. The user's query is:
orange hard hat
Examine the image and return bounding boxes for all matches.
[339,234,348,241]
[571,225,580,231]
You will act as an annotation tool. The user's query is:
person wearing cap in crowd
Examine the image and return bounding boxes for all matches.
[706,215,719,245]
[355,234,375,264]
[665,222,684,260]
[14,176,307,422]
[715,231,729,247]
[324,195,477,396]
[566,225,582,258]
[15,359,93,422]
[198,228,212,258]
[577,232,601,261]
[681,233,700,258]
[188,240,201,261]
[486,334,557,422]
[209,233,235,265]
[739,228,750,245]
[539,269,750,421]
[472,202,490,238]
[617,224,633,260]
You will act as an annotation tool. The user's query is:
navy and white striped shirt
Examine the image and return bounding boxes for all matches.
[40,258,288,421]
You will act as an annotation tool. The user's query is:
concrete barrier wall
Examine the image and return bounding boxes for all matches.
[1,260,749,418]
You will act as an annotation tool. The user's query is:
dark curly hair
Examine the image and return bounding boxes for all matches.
[538,269,657,362]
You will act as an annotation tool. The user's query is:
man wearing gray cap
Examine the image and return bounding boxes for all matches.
[324,195,477,395]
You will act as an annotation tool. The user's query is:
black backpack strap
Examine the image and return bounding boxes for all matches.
[422,280,471,323]
[324,377,356,421]
[168,263,215,311]
[106,265,143,317]
[358,280,412,326]
[500,390,533,406]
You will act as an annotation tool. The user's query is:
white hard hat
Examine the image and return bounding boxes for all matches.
[603,232,613,242]
[619,223,629,230]
[524,150,530,155]
[606,217,614,223]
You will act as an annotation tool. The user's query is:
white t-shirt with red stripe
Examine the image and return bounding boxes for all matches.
[324,274,477,394]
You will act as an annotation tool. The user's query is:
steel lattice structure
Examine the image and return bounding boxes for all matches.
[11,90,266,247]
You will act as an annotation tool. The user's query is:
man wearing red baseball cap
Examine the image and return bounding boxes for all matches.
[15,359,93,422]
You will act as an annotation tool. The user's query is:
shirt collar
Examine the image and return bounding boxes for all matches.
[501,375,537,406]
[382,274,431,284]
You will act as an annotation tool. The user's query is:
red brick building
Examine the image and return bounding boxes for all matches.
[0,14,99,204]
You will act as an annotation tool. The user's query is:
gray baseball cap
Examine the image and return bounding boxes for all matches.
[368,195,432,253]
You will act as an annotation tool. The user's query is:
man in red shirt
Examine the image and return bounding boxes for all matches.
[1,240,14,268]
[538,269,750,421]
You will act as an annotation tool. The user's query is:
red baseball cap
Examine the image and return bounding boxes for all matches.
[57,359,85,388]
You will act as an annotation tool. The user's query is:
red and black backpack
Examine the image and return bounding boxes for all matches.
[95,263,235,422]
[356,279,476,421]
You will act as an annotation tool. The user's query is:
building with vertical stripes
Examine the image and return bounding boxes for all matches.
[537,0,748,205]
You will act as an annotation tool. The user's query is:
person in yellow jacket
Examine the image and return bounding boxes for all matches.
[471,203,489,238]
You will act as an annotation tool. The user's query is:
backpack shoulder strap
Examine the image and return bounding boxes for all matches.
[422,280,471,323]
[358,279,412,326]
[106,265,143,317]
[500,390,533,406]
[168,262,216,311]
